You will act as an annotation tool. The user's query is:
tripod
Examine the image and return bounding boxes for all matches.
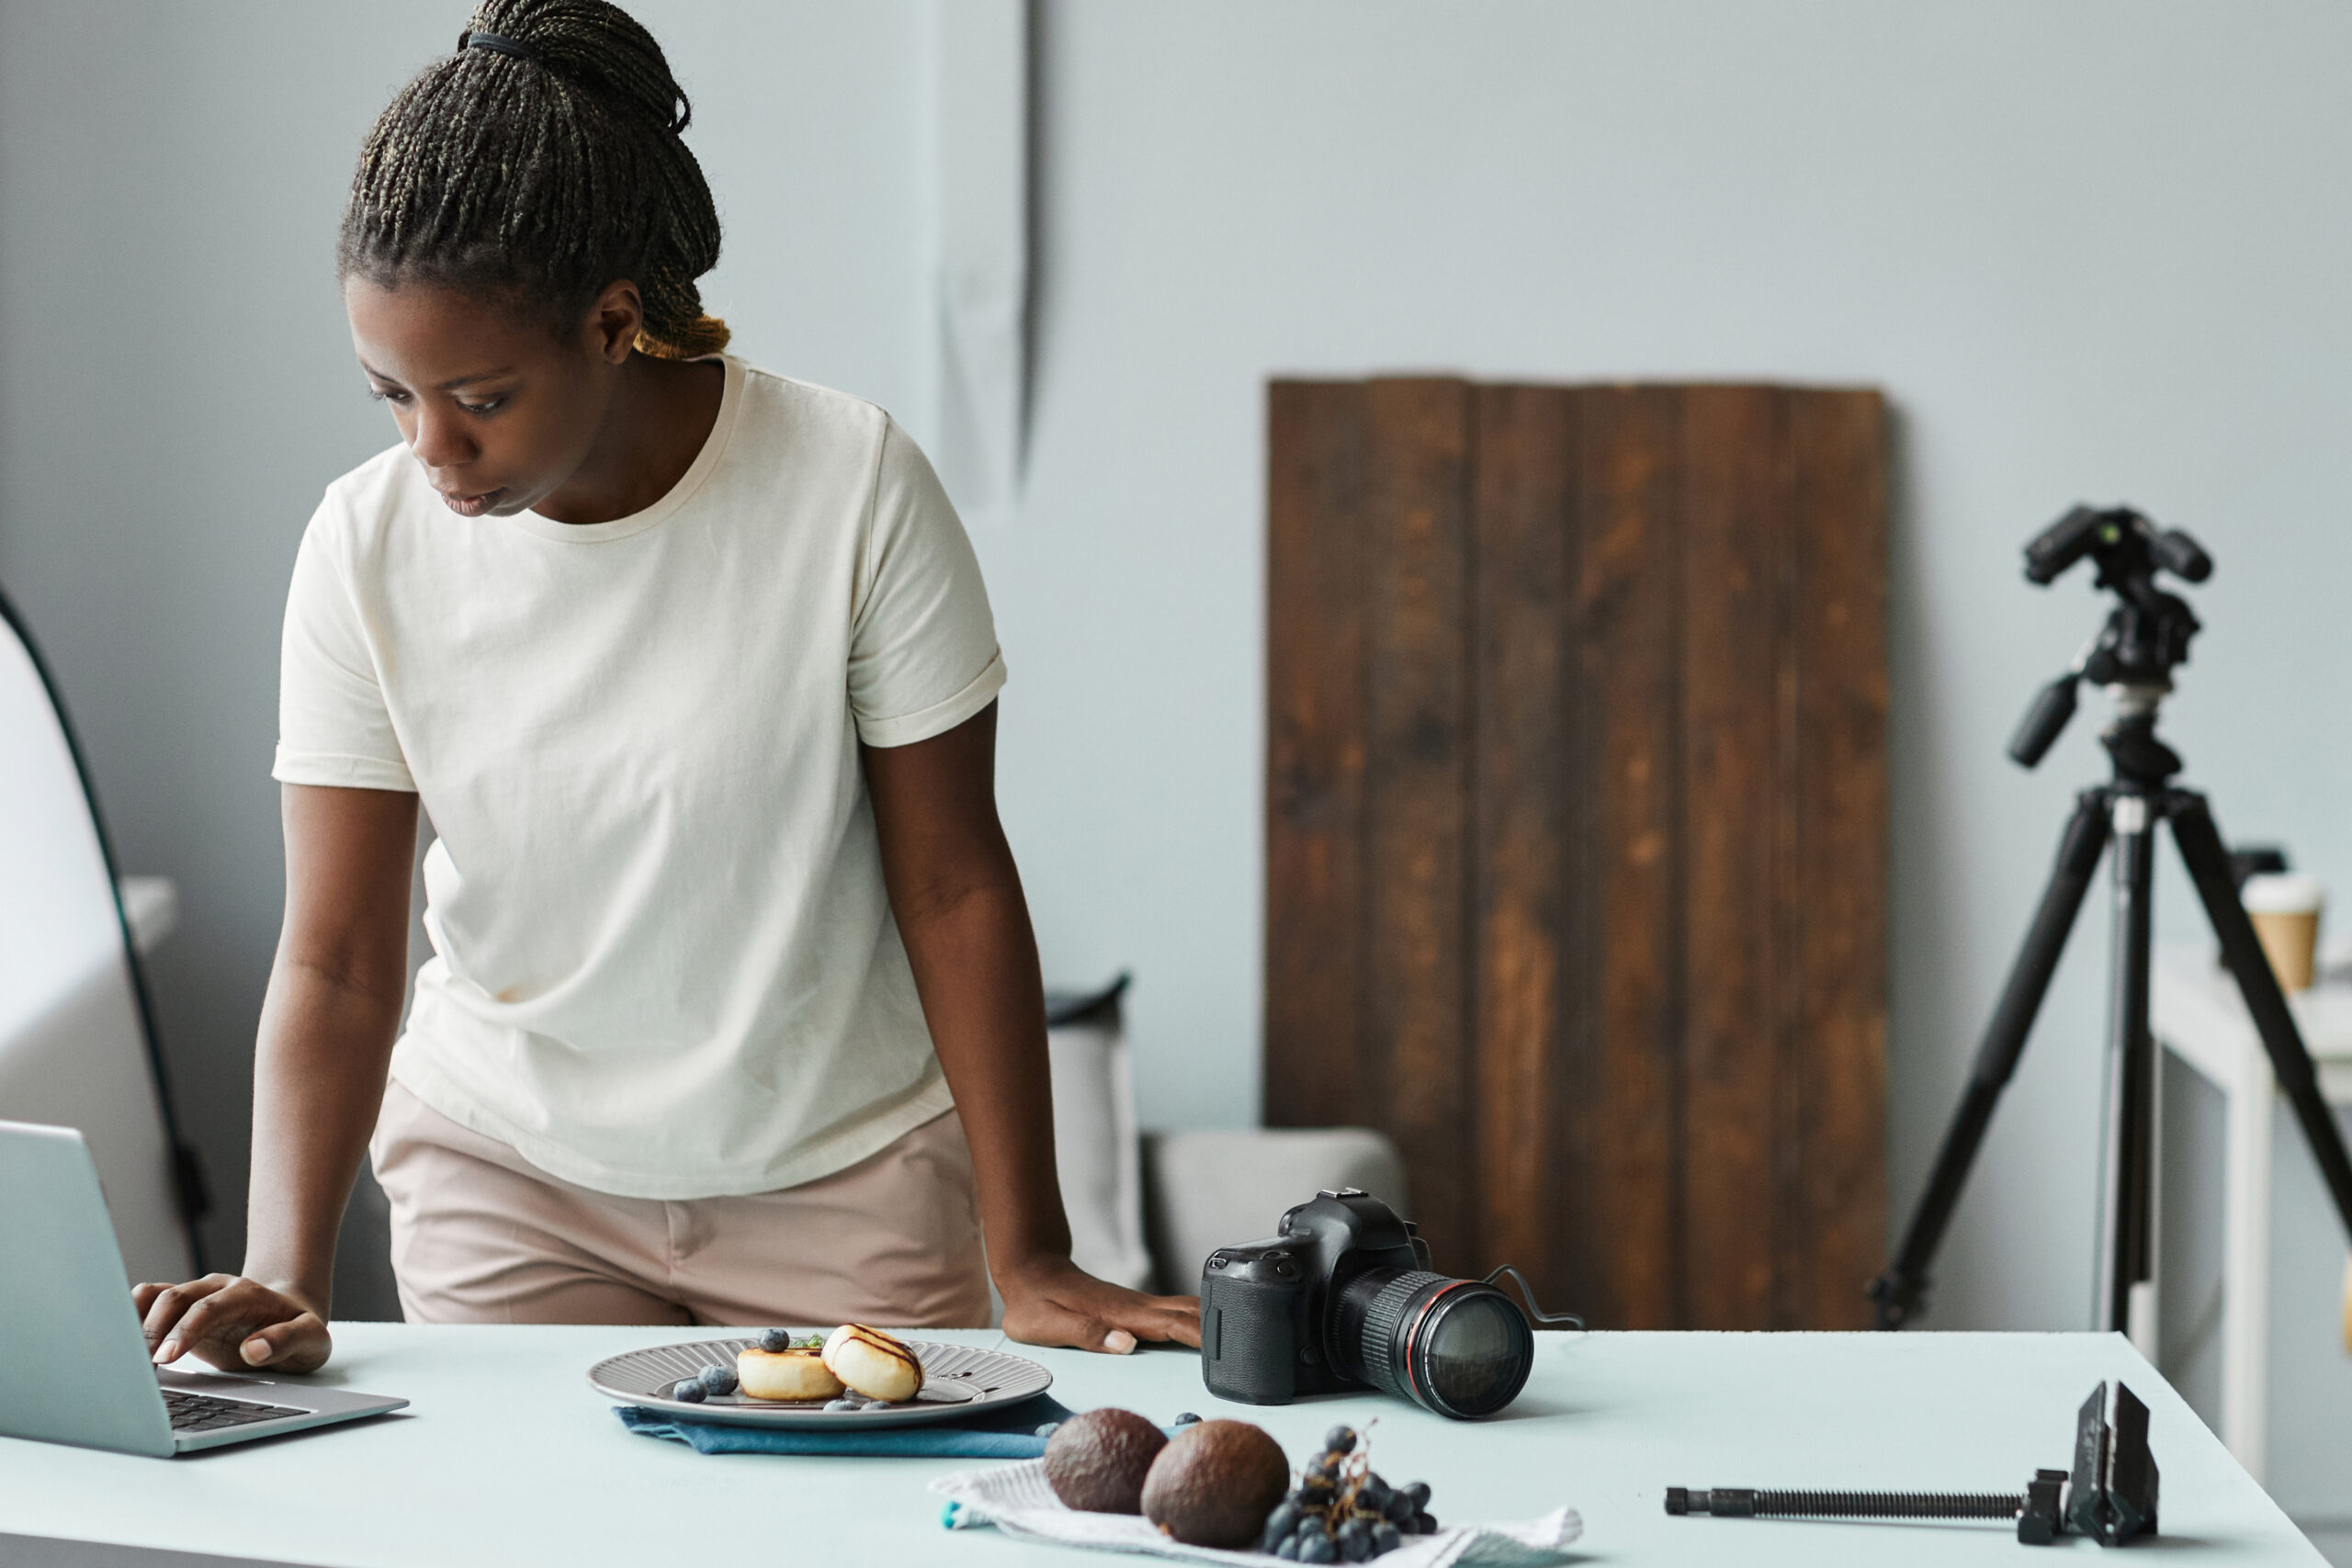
[1871,507,2352,1336]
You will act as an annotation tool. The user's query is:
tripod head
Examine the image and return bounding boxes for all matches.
[2007,506,2212,771]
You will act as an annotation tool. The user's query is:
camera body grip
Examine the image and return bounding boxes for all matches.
[1200,1241,1308,1404]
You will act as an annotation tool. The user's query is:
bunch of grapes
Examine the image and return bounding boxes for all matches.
[1255,1425,1437,1561]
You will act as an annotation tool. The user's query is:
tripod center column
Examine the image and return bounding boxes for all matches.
[2097,787,2161,1351]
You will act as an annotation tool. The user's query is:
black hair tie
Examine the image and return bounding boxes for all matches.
[458,29,541,64]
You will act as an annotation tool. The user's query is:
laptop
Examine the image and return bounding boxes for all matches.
[0,1119,406,1456]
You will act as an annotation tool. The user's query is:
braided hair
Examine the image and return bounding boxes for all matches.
[338,0,729,360]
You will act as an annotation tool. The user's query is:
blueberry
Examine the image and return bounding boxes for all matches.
[1359,1477,1392,1512]
[1261,1501,1303,1551]
[1336,1517,1373,1562]
[1414,1511,1439,1534]
[1382,1488,1417,1525]
[1170,1410,1202,1427]
[823,1397,860,1411]
[1324,1424,1358,1456]
[1370,1523,1401,1556]
[1299,1533,1339,1565]
[698,1364,738,1396]
[1313,1454,1343,1482]
[1401,1482,1430,1510]
[757,1327,792,1352]
[670,1378,707,1403]
[1274,1539,1302,1562]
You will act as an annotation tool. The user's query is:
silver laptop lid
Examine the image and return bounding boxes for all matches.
[0,1120,175,1456]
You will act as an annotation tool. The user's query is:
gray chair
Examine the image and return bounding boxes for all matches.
[1045,975,1408,1299]
[1140,1127,1408,1296]
[0,587,202,1283]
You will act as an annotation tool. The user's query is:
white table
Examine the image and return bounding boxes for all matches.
[2154,945,2352,1485]
[0,1325,2320,1564]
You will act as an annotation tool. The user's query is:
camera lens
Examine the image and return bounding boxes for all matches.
[1337,1269,1534,1418]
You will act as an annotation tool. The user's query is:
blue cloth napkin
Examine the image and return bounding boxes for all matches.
[617,1392,1080,1458]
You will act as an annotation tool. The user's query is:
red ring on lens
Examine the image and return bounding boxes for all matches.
[1397,1280,1479,1416]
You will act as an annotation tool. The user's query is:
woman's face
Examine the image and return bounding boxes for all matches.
[344,278,628,518]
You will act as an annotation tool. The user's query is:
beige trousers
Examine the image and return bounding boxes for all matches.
[368,1079,992,1328]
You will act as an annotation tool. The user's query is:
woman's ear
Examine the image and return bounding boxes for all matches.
[584,280,646,365]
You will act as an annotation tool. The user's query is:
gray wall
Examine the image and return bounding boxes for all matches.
[8,0,2352,1517]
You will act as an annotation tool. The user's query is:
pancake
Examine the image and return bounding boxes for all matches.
[734,1346,845,1402]
[821,1324,922,1403]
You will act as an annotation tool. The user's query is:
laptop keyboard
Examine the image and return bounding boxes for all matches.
[162,1387,307,1432]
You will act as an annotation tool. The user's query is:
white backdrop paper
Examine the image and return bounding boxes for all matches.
[0,607,192,1285]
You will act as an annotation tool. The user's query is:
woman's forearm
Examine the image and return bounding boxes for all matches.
[864,711,1200,1350]
[243,958,406,1312]
[892,874,1070,1278]
[243,784,420,1314]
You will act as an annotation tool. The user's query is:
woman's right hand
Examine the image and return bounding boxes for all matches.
[133,1275,332,1374]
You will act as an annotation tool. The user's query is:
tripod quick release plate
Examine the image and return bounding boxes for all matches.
[2026,505,2210,589]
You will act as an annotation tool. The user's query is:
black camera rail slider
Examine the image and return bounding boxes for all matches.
[1667,1479,2059,1531]
[1664,1381,2155,1548]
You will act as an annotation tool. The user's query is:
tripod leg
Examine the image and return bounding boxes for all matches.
[2094,795,2158,1337]
[2169,794,2352,1247]
[1871,791,2112,1328]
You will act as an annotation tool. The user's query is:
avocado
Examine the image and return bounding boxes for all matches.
[1140,1418,1290,1547]
[1043,1406,1169,1514]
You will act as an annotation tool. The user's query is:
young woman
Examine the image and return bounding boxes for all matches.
[132,0,1197,1372]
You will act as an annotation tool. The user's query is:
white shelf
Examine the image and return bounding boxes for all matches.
[2153,942,2352,1485]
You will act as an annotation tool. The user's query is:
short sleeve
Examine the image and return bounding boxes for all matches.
[273,503,416,792]
[847,420,1007,747]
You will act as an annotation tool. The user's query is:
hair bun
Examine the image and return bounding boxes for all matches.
[345,0,725,358]
[468,0,692,133]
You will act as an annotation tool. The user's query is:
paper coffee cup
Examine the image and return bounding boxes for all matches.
[2243,872,2324,992]
[2342,1255,2352,1355]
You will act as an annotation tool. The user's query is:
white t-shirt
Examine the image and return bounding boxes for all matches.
[275,356,1004,1199]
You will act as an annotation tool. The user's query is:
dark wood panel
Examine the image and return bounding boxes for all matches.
[1265,377,1886,1332]
[1360,378,1475,1271]
[1265,381,1370,1136]
[1470,384,1583,1314]
[1785,389,1889,1331]
[1678,386,1785,1329]
[1768,390,1810,1333]
[1575,387,1686,1329]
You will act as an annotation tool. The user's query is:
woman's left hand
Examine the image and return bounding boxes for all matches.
[999,1255,1201,1354]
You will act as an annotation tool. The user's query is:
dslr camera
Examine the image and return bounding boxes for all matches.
[1200,1189,1535,1419]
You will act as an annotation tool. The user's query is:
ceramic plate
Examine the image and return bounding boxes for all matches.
[588,1337,1052,1429]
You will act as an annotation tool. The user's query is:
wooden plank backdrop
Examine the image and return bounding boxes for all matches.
[1264,378,1887,1330]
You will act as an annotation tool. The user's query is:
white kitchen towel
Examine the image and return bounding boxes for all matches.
[931,1460,1582,1566]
